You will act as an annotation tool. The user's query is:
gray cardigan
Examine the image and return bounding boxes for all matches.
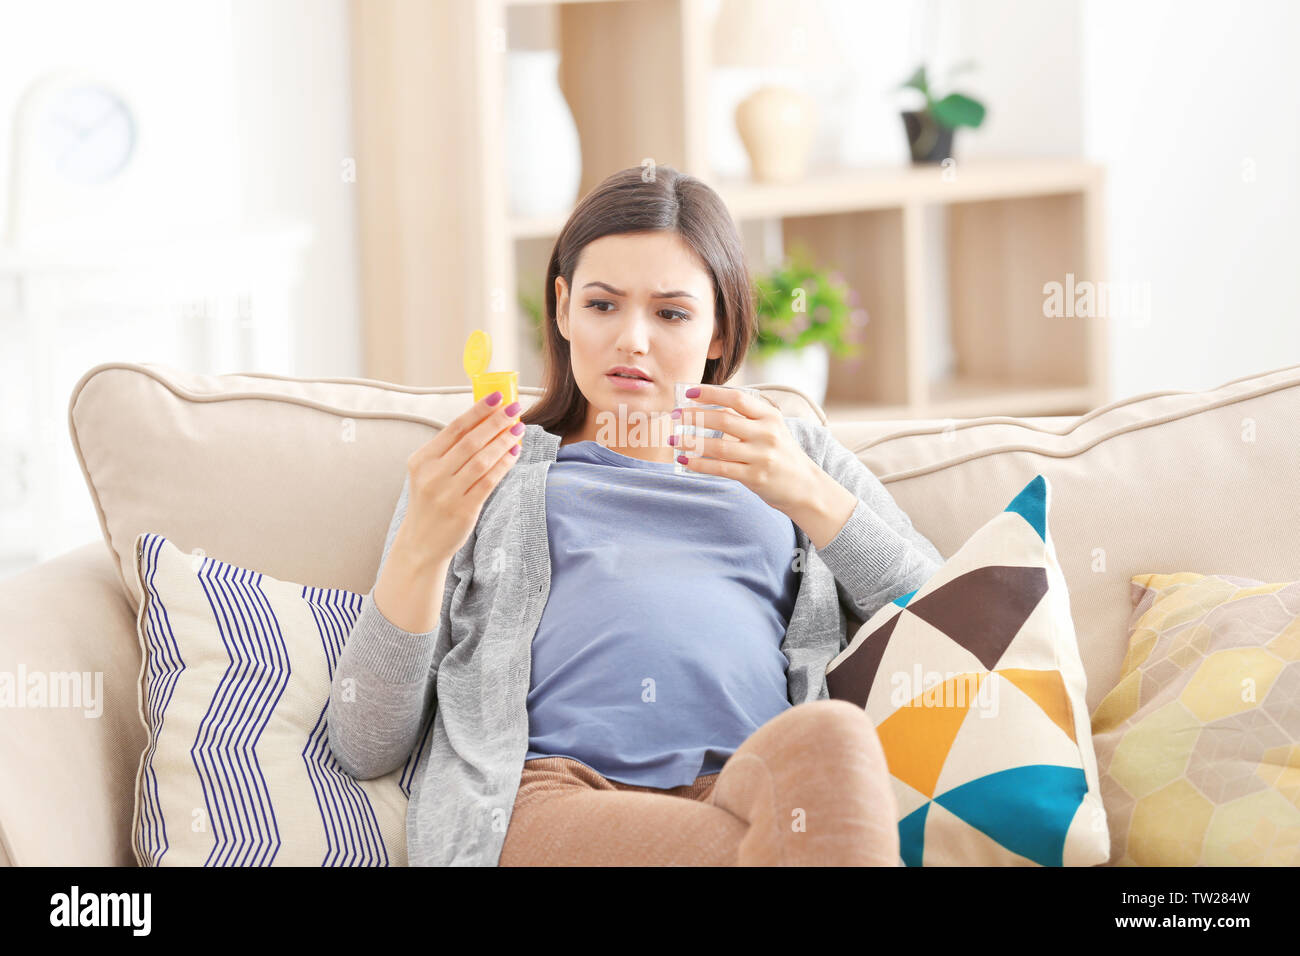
[327,418,945,866]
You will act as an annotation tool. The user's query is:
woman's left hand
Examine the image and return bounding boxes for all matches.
[669,384,820,517]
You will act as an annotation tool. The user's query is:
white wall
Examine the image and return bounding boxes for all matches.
[229,0,360,378]
[4,0,1295,396]
[941,0,1084,159]
[0,0,360,378]
[0,0,241,235]
[1082,0,1300,397]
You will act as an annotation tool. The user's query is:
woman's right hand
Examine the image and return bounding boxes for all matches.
[397,391,524,566]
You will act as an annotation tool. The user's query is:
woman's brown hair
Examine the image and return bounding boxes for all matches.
[520,164,756,437]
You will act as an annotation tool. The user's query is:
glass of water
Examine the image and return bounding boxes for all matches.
[673,383,762,476]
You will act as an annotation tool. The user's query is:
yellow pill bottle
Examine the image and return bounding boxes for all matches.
[462,329,519,408]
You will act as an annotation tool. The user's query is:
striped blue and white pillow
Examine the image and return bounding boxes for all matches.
[131,532,426,866]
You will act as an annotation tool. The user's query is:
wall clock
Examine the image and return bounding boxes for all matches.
[6,72,140,246]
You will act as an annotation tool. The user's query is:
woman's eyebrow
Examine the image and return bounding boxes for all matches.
[582,281,696,300]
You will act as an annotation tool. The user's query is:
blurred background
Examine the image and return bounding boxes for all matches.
[1,0,1297,574]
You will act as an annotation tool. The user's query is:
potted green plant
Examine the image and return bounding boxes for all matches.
[747,241,865,406]
[518,276,546,356]
[897,61,986,163]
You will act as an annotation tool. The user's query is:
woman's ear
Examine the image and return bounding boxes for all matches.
[555,276,570,340]
[707,323,725,361]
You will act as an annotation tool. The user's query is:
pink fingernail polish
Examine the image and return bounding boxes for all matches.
[510,445,520,455]
[676,454,689,465]
[510,422,525,435]
[685,386,701,398]
[671,408,682,419]
[486,391,503,406]
[667,435,677,446]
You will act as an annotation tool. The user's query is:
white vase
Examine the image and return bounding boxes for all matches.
[505,50,582,219]
[746,343,830,407]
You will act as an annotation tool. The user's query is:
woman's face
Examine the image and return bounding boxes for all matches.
[555,231,724,437]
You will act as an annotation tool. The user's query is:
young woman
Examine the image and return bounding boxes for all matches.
[328,165,945,867]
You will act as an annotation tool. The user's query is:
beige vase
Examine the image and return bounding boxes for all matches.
[734,85,818,183]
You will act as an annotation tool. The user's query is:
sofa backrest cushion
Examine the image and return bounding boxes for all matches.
[68,360,1300,716]
[829,362,1300,712]
[68,362,824,616]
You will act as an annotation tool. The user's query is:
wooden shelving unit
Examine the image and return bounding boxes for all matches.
[351,0,1109,421]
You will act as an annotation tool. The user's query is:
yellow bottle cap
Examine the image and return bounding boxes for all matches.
[463,329,492,380]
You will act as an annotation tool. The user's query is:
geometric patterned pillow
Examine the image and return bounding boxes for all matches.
[1090,571,1300,866]
[826,474,1110,866]
[131,532,424,866]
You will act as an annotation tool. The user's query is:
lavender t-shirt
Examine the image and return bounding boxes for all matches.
[524,438,799,788]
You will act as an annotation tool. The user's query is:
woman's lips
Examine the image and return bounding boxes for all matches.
[606,372,653,390]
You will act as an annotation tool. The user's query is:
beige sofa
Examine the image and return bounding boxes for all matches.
[2,359,1298,867]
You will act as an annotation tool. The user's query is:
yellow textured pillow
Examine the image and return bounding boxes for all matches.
[1090,572,1300,866]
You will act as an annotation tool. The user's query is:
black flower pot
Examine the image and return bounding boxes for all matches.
[901,110,955,164]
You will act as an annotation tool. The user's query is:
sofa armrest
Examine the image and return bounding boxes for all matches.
[0,541,143,866]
